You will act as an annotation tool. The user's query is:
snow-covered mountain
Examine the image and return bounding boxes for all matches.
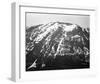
[26,22,89,71]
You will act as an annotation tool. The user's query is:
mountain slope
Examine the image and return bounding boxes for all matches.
[26,22,90,71]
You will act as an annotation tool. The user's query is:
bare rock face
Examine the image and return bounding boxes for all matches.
[26,22,90,71]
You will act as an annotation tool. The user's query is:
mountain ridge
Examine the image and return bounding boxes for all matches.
[26,21,90,71]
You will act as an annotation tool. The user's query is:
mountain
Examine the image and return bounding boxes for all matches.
[26,22,90,71]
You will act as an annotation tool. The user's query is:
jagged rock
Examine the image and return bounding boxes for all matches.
[26,22,90,71]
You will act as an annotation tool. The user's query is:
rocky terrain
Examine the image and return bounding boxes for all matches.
[26,22,90,71]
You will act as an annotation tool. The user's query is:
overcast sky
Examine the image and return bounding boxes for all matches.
[26,13,90,28]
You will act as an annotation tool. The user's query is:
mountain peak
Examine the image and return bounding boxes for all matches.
[26,22,89,70]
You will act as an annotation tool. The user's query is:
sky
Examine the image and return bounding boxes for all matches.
[26,13,90,28]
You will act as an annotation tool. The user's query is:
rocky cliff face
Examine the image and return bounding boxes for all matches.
[26,22,90,71]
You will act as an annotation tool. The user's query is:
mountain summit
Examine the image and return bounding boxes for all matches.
[26,22,89,71]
